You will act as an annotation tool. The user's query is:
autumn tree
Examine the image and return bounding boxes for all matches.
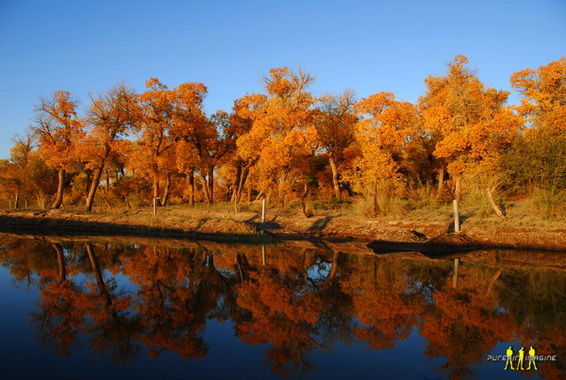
[314,90,357,200]
[1,136,35,208]
[130,78,177,206]
[349,92,419,216]
[83,84,140,211]
[228,93,267,206]
[504,57,566,213]
[236,67,317,206]
[419,55,521,212]
[170,82,214,204]
[0,134,57,209]
[33,91,85,209]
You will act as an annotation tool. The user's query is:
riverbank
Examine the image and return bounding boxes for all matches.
[0,202,564,250]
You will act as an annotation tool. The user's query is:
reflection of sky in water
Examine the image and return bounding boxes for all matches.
[307,257,332,280]
[1,239,560,379]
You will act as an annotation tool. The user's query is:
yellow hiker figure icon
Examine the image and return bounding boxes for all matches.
[527,346,538,370]
[517,347,525,370]
[504,346,515,370]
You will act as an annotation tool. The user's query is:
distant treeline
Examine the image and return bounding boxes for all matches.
[1,55,564,217]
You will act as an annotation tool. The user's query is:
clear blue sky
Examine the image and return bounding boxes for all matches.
[1,0,564,159]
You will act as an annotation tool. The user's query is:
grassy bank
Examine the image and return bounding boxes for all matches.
[1,197,565,250]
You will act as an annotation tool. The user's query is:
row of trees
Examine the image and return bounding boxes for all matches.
[1,55,564,216]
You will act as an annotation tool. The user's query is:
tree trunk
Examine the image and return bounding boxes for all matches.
[201,171,212,204]
[208,167,214,205]
[187,170,195,206]
[123,194,132,209]
[278,171,287,207]
[372,180,379,216]
[51,168,66,209]
[85,170,92,195]
[454,176,462,202]
[329,153,341,201]
[86,164,105,212]
[152,176,160,203]
[486,187,505,218]
[231,166,242,202]
[235,166,250,204]
[437,165,445,198]
[160,173,171,206]
[14,188,20,209]
[105,168,111,194]
[301,182,310,218]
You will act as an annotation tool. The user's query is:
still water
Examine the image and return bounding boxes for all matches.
[0,235,564,379]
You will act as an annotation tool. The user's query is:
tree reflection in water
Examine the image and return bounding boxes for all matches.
[0,237,564,378]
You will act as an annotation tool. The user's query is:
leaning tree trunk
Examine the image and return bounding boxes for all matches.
[233,165,250,212]
[160,173,171,206]
[51,168,66,209]
[486,187,505,218]
[86,165,105,212]
[328,153,341,201]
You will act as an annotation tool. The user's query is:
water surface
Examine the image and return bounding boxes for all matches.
[0,235,564,379]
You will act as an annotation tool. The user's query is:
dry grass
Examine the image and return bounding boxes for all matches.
[3,195,564,249]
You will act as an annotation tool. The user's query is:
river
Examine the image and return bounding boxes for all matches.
[0,235,564,379]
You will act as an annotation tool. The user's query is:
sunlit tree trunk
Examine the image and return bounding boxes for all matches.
[51,168,66,209]
[152,176,160,203]
[486,187,505,218]
[231,166,242,202]
[160,173,171,206]
[208,167,214,205]
[300,182,310,218]
[14,188,20,209]
[329,152,341,201]
[86,165,105,212]
[201,171,212,204]
[454,176,462,202]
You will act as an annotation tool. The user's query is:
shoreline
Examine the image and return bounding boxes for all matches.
[1,207,565,252]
